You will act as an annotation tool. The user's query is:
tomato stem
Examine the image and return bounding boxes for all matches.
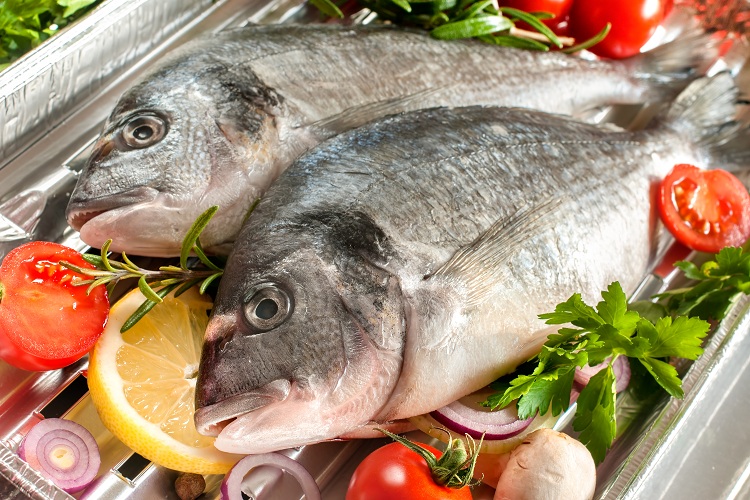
[0,281,4,304]
[377,428,482,489]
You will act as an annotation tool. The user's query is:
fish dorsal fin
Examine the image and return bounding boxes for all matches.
[430,197,565,307]
[304,86,447,136]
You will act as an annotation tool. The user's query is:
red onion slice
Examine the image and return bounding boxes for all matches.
[221,453,320,500]
[574,356,631,393]
[18,418,100,493]
[429,392,533,440]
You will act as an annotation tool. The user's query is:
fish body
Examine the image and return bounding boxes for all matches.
[194,75,740,454]
[66,23,714,256]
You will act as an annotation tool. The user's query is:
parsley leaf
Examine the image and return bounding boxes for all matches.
[482,280,710,463]
[574,367,616,464]
[656,246,750,321]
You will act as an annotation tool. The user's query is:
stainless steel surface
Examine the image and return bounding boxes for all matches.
[0,0,748,498]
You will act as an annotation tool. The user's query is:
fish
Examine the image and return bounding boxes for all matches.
[192,73,747,454]
[65,23,717,257]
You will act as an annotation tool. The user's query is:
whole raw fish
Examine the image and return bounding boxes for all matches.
[65,23,715,257]
[193,74,746,454]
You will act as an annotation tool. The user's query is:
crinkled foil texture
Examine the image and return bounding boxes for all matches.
[0,0,214,163]
[0,443,72,500]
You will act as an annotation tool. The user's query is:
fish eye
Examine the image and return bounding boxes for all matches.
[118,114,168,149]
[243,282,293,332]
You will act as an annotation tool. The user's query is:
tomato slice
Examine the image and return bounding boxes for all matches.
[658,164,750,254]
[0,242,109,371]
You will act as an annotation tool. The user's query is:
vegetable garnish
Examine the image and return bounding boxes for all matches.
[61,206,225,332]
[483,281,710,463]
[0,0,102,71]
[0,241,109,371]
[346,429,480,499]
[87,286,243,474]
[18,418,100,493]
[310,0,611,51]
[222,453,321,500]
[654,246,750,322]
[658,164,750,254]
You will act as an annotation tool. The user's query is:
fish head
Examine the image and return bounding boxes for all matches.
[66,47,285,257]
[195,210,406,454]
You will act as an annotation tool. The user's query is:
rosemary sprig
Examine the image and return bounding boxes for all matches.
[60,206,225,332]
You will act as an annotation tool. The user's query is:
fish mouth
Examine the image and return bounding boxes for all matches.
[194,379,292,437]
[66,187,159,230]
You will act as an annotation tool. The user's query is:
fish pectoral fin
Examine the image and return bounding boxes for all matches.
[304,86,450,137]
[430,197,566,307]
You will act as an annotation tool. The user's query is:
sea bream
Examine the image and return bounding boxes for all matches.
[193,74,746,454]
[65,23,716,257]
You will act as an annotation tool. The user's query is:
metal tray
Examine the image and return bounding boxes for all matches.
[0,0,749,498]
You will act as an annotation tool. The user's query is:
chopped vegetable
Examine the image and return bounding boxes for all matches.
[222,453,320,500]
[346,430,478,499]
[0,0,102,71]
[0,241,109,371]
[493,429,595,500]
[657,164,750,254]
[410,386,559,454]
[18,418,100,493]
[483,281,710,463]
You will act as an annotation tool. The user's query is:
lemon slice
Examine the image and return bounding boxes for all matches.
[88,287,243,474]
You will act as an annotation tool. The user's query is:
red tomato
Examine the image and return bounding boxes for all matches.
[658,164,750,254]
[568,0,666,59]
[346,442,472,500]
[501,0,574,26]
[0,242,109,371]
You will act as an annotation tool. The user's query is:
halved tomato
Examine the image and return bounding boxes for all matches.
[0,242,109,371]
[658,164,750,253]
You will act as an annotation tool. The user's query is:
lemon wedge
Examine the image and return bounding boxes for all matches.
[88,287,243,474]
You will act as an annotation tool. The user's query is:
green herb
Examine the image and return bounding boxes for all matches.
[315,0,590,50]
[60,206,225,333]
[1,0,101,71]
[483,281,710,463]
[653,246,750,322]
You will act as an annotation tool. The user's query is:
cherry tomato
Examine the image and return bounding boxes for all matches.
[568,0,666,59]
[501,0,574,26]
[0,242,109,371]
[658,164,750,254]
[346,442,472,500]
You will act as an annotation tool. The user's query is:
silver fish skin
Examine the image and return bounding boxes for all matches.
[193,74,742,454]
[65,23,715,257]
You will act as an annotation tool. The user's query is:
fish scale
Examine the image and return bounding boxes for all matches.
[192,72,743,455]
[65,23,717,257]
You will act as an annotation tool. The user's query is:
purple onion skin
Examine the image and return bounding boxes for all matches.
[221,453,321,500]
[574,356,631,393]
[429,407,533,440]
[18,418,100,494]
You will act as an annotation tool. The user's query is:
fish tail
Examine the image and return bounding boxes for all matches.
[664,72,749,169]
[624,29,720,102]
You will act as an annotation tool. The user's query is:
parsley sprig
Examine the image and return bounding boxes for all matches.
[483,281,710,463]
[60,206,224,333]
[655,246,750,322]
